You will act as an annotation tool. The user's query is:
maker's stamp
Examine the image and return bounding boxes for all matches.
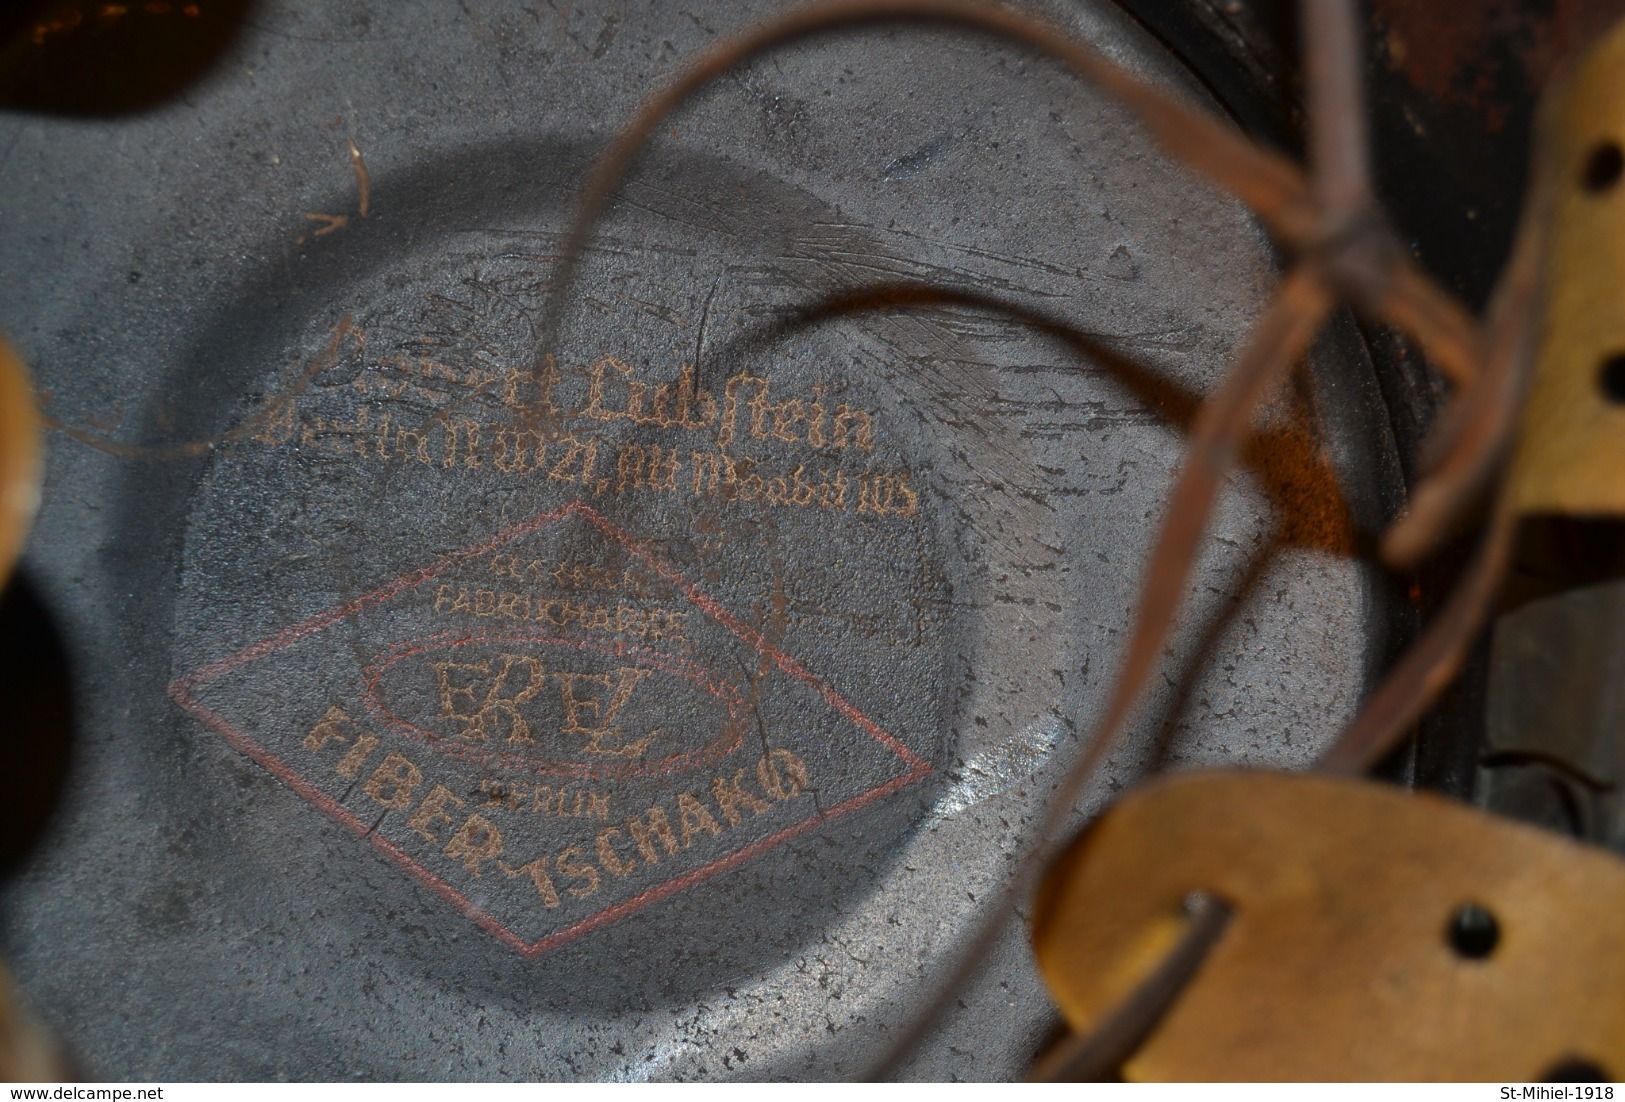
[171,224,951,957]
[171,503,933,955]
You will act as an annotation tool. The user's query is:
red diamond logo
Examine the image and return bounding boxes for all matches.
[169,501,932,955]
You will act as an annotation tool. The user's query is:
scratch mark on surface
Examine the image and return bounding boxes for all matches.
[931,714,1067,818]
[618,180,744,240]
[695,272,722,374]
[882,135,952,180]
[615,292,687,328]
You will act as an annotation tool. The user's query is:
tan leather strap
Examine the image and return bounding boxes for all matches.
[1033,770,1625,1081]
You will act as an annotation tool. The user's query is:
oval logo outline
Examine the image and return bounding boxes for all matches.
[360,630,746,779]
